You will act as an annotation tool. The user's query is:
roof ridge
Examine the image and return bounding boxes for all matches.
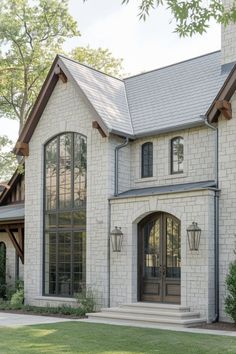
[124,50,221,80]
[58,54,124,82]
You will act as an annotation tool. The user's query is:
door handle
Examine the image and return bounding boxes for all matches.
[162,265,166,277]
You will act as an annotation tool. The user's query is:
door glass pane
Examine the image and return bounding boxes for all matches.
[166,217,181,278]
[144,218,160,278]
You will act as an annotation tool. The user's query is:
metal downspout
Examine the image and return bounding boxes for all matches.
[114,137,129,196]
[201,115,219,322]
[107,137,129,307]
[107,199,111,307]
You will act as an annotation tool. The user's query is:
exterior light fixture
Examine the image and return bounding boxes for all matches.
[187,222,201,251]
[110,227,123,252]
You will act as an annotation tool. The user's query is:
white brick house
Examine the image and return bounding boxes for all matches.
[1,9,236,325]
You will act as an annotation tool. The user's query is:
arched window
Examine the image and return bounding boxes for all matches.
[0,242,6,298]
[44,132,86,297]
[141,142,153,178]
[171,137,184,174]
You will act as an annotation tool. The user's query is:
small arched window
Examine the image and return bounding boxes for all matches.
[141,142,153,178]
[171,137,184,174]
[0,242,6,298]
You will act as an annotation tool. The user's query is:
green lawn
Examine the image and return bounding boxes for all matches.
[0,321,236,354]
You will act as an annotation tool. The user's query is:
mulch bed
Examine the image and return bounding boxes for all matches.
[193,322,236,331]
[0,308,85,319]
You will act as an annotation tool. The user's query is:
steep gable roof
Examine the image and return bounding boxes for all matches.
[14,51,236,153]
[59,56,133,136]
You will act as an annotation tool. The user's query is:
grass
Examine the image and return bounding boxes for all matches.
[0,322,236,354]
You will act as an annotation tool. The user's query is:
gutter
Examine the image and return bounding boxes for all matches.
[201,115,219,323]
[114,137,129,196]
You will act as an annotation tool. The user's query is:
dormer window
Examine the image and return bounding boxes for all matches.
[141,142,153,178]
[171,137,184,174]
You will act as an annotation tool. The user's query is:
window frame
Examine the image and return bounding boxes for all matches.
[141,142,153,178]
[43,132,87,298]
[170,136,184,175]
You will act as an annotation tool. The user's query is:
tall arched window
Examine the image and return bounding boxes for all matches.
[171,137,184,174]
[44,132,86,297]
[141,142,153,178]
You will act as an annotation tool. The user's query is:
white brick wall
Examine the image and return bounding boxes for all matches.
[221,0,236,65]
[129,126,215,189]
[110,190,215,321]
[24,79,113,307]
[23,68,236,323]
[218,92,236,321]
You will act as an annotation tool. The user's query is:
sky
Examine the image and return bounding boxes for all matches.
[1,0,221,142]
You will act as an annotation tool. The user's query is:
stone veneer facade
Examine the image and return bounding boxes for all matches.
[221,0,236,66]
[20,66,236,322]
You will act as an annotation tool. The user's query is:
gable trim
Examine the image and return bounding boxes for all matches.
[207,63,236,123]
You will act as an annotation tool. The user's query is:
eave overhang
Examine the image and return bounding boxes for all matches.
[207,63,236,123]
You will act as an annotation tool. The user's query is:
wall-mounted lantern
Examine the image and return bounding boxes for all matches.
[110,227,123,252]
[187,222,201,251]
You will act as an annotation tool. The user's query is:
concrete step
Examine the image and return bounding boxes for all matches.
[121,302,191,312]
[86,311,206,328]
[101,307,200,319]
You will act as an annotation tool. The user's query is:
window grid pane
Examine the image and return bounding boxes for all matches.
[171,137,184,174]
[44,133,86,297]
[142,142,153,178]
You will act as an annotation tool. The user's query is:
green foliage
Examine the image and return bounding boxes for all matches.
[0,135,18,181]
[0,0,79,127]
[10,281,24,306]
[119,0,236,36]
[75,286,96,313]
[225,260,236,322]
[0,301,86,316]
[70,46,123,77]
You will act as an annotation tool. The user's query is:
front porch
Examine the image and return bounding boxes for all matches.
[87,302,206,328]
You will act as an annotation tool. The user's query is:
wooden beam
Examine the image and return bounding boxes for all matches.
[54,65,67,83]
[15,142,29,156]
[5,226,24,264]
[92,121,107,137]
[207,65,236,123]
[215,100,232,120]
[0,183,10,190]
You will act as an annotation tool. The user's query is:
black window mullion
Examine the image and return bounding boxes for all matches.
[142,142,153,178]
[55,232,59,296]
[71,133,75,210]
[71,231,74,296]
[44,133,87,298]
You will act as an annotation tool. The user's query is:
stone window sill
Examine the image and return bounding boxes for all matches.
[164,173,187,180]
[34,296,76,302]
[135,177,157,183]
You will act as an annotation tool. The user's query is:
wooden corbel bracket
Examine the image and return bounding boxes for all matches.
[92,121,107,137]
[215,100,232,120]
[15,142,29,156]
[54,65,67,83]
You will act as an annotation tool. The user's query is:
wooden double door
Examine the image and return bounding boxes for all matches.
[138,212,181,304]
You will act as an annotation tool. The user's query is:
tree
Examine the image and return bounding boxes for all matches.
[0,0,79,129]
[0,136,17,181]
[225,256,236,323]
[84,0,236,37]
[70,46,123,77]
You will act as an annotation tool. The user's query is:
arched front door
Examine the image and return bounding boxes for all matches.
[138,212,181,304]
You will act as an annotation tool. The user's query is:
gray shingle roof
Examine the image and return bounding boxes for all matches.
[111,180,216,199]
[58,51,231,138]
[0,203,24,222]
[59,56,133,136]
